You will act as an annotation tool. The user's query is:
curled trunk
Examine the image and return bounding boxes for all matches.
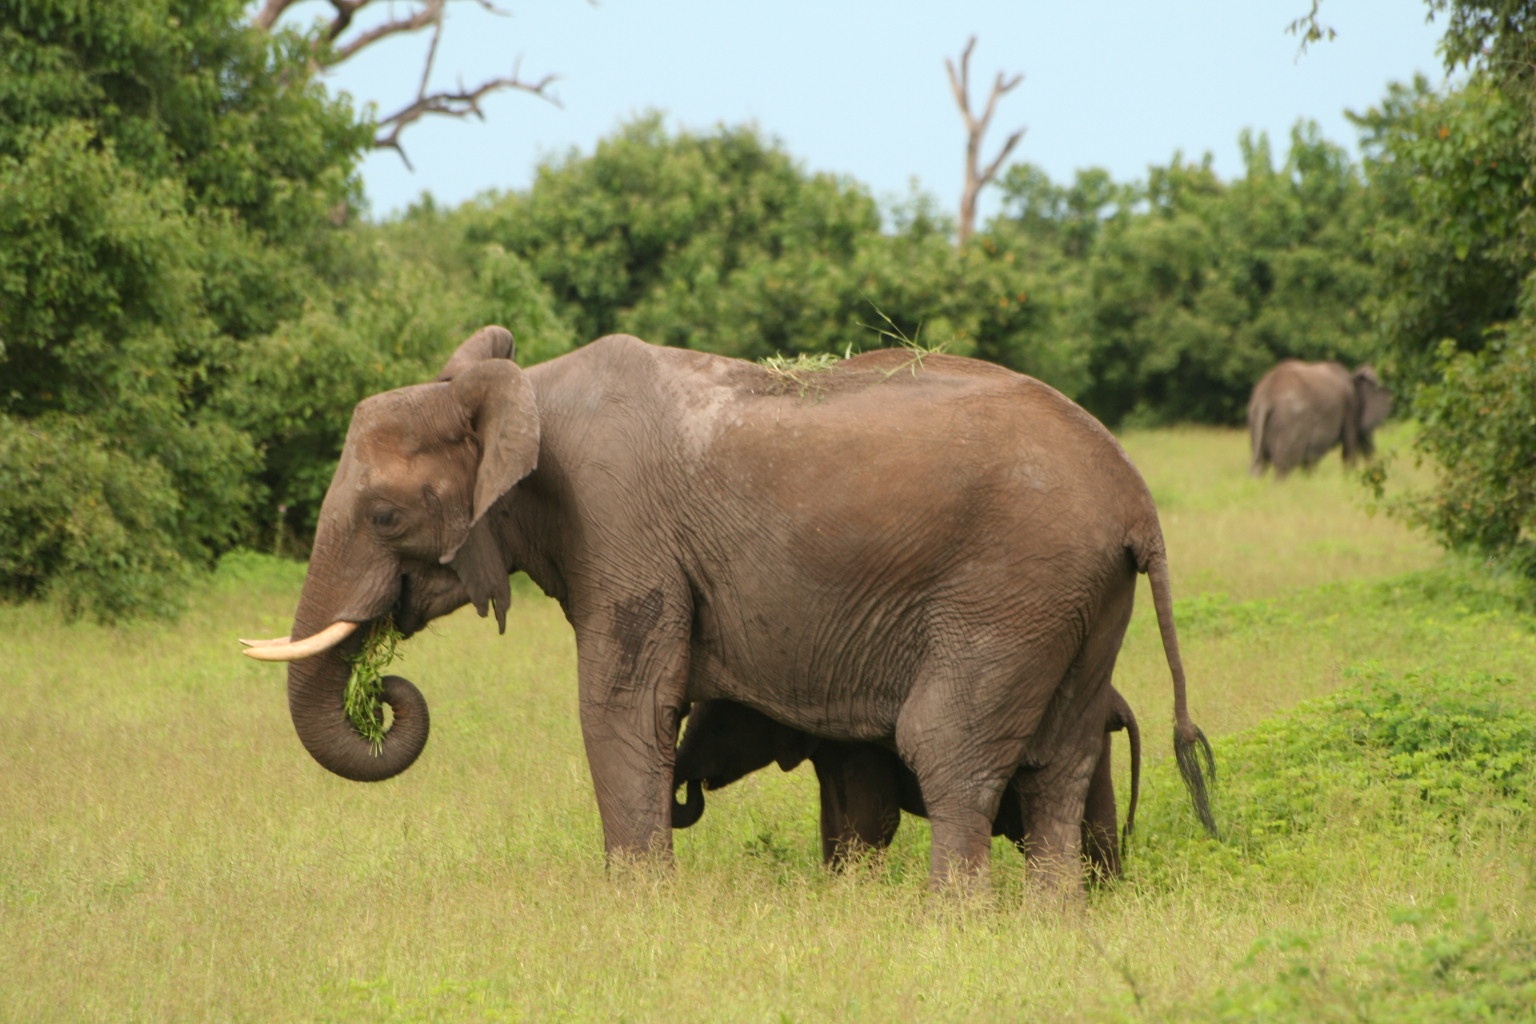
[671,778,704,828]
[287,644,430,782]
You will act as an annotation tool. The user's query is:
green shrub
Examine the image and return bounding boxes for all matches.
[0,414,194,619]
[1369,333,1536,585]
[1126,663,1536,900]
[1219,669,1536,856]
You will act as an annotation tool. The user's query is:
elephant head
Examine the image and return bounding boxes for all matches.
[241,326,539,782]
[1352,365,1394,457]
[671,700,818,827]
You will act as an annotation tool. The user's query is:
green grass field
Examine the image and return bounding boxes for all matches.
[5,424,1535,1022]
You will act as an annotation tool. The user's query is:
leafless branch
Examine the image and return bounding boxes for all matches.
[252,0,302,32]
[374,57,560,170]
[330,0,441,64]
[252,0,559,158]
[945,36,1025,247]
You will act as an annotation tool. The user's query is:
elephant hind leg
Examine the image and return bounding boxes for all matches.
[895,654,1071,894]
[1007,582,1134,898]
[1079,731,1120,885]
[1248,409,1270,476]
[813,743,904,867]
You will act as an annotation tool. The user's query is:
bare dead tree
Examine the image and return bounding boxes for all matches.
[945,36,1024,247]
[253,0,560,168]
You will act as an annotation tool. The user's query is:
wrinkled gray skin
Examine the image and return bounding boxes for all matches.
[1248,360,1393,478]
[672,688,1141,884]
[263,326,1215,895]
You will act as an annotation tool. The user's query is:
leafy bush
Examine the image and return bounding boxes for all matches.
[1353,24,1536,590]
[0,414,193,619]
[1120,657,1536,1020]
[1216,669,1536,855]
[1369,333,1536,584]
[1355,77,1528,392]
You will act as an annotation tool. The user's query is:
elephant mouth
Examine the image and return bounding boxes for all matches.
[391,576,421,637]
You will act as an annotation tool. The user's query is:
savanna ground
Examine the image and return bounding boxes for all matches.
[4,425,1534,1022]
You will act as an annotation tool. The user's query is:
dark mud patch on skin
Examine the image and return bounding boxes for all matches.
[610,587,667,680]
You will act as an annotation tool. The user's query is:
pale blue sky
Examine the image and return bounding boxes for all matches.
[315,1,1449,222]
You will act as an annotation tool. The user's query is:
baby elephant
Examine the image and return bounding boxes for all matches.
[673,689,1141,882]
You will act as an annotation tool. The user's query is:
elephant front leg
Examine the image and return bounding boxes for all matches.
[575,611,690,869]
[925,803,1001,892]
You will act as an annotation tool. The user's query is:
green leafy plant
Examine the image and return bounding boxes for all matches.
[344,619,404,755]
[1199,902,1536,1023]
[1214,669,1536,857]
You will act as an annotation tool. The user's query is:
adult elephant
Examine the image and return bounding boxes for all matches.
[672,688,1142,883]
[242,326,1215,895]
[1247,359,1393,478]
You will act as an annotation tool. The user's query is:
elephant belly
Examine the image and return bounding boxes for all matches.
[684,544,1113,747]
[684,602,917,744]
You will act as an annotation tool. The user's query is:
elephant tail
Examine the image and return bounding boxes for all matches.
[1134,538,1218,839]
[1116,691,1142,847]
[1247,401,1270,475]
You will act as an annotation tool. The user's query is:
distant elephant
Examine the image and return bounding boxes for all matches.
[242,326,1215,896]
[672,688,1142,883]
[1247,359,1393,477]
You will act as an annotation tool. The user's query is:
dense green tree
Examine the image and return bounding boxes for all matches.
[450,116,1086,379]
[458,114,883,348]
[214,231,576,548]
[0,1,369,616]
[1353,76,1527,389]
[997,125,1375,427]
[1348,1,1536,582]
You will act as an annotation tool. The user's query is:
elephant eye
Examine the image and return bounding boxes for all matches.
[370,506,403,532]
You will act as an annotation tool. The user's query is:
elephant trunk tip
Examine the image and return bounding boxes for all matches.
[671,778,704,828]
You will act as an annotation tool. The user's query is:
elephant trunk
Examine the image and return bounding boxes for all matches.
[284,577,429,783]
[671,778,704,828]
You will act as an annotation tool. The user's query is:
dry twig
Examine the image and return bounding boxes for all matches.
[945,36,1025,247]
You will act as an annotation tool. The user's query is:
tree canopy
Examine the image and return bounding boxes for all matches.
[1347,1,1536,581]
[1,0,367,615]
[0,0,568,616]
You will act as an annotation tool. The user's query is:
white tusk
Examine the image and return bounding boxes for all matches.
[241,620,360,662]
[238,636,292,648]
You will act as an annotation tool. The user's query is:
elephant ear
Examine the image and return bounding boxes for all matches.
[440,359,540,631]
[435,325,517,382]
[1353,365,1394,432]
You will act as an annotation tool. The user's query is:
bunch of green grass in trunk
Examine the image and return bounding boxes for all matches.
[344,619,404,754]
